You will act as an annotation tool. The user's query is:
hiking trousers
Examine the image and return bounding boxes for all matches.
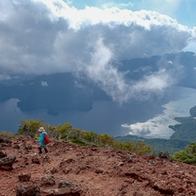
[38,146,48,154]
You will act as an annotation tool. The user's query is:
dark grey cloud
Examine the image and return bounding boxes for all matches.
[0,0,195,103]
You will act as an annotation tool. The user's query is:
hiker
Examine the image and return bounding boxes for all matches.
[36,127,48,154]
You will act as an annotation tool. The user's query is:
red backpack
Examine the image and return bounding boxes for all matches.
[44,133,50,145]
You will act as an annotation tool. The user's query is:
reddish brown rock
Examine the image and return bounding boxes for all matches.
[0,137,196,196]
[18,173,31,182]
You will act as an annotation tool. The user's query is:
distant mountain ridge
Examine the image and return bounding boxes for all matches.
[115,105,196,154]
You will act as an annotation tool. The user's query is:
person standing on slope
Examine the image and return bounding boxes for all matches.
[37,127,48,154]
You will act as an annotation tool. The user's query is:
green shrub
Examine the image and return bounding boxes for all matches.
[0,131,14,138]
[71,138,88,146]
[173,143,196,164]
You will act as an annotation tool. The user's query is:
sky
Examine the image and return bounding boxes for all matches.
[0,0,196,104]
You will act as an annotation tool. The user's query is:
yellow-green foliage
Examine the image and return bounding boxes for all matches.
[113,141,126,150]
[16,119,153,155]
[83,131,99,144]
[98,134,114,147]
[17,119,43,137]
[58,122,72,136]
[123,141,134,151]
[133,140,152,155]
[0,131,14,138]
[112,140,153,155]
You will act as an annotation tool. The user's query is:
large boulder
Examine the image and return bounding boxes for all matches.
[41,175,55,186]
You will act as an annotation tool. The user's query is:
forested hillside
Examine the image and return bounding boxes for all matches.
[116,105,196,154]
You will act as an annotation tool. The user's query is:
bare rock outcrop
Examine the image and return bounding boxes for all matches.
[41,175,56,186]
[0,137,12,144]
[16,184,40,196]
[18,173,31,182]
[158,151,169,159]
[0,155,16,169]
[0,150,7,158]
[44,179,81,196]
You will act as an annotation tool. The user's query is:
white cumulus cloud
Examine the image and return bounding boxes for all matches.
[122,87,196,138]
[0,0,195,102]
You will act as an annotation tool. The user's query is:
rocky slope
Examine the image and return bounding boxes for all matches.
[0,136,196,196]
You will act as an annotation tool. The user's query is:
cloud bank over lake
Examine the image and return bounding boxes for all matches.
[0,0,195,104]
[122,87,196,138]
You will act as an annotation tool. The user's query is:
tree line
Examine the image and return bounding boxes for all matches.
[1,119,196,164]
[2,119,153,156]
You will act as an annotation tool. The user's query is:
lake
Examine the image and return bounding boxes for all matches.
[0,86,196,138]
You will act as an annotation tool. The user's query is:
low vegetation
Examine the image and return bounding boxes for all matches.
[115,135,190,155]
[7,119,153,156]
[0,131,14,139]
[172,143,196,164]
[2,119,196,165]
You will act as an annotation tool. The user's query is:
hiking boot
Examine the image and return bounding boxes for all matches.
[38,147,42,154]
[44,148,48,153]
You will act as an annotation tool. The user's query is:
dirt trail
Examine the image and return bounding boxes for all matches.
[0,136,196,196]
